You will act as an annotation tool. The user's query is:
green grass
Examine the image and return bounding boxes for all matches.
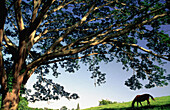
[83,96,170,110]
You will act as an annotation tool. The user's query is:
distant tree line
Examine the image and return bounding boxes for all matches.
[99,99,118,106]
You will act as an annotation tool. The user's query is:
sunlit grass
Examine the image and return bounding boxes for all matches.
[83,96,170,110]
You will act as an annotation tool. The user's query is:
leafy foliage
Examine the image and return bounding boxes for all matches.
[0,0,170,108]
[0,96,29,110]
[60,106,68,110]
[25,75,79,102]
[18,97,30,110]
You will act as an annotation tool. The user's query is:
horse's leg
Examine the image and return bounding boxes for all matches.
[140,102,142,107]
[137,101,138,107]
[147,99,150,106]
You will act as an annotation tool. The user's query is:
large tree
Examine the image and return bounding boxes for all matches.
[0,0,170,109]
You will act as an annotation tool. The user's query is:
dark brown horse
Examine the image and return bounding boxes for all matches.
[132,94,155,107]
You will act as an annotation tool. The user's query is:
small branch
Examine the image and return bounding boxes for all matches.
[7,16,18,31]
[44,0,75,19]
[34,27,67,43]
[128,44,169,61]
[109,39,169,61]
[7,0,17,12]
[3,34,18,50]
[43,52,108,65]
[109,42,159,87]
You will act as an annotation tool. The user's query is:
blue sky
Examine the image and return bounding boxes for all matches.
[26,56,170,109]
[1,1,169,109]
[25,25,170,109]
[26,25,170,109]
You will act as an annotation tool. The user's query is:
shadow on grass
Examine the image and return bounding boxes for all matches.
[101,104,170,110]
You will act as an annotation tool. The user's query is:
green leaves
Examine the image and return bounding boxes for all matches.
[26,76,79,102]
[125,75,143,90]
[2,0,170,105]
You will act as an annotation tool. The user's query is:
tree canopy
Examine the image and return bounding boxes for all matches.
[0,0,170,109]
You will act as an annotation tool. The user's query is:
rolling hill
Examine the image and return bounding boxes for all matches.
[83,96,170,110]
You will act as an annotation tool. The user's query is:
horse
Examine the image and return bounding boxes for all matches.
[132,94,155,107]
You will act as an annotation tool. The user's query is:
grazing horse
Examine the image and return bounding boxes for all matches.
[132,94,155,107]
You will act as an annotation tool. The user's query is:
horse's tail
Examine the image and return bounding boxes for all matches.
[149,94,155,101]
[132,99,136,107]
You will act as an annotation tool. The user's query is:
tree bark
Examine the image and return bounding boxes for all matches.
[1,74,24,110]
[0,0,8,109]
[2,89,20,110]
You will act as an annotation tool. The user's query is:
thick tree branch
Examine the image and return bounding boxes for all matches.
[31,12,168,70]
[32,0,42,22]
[12,0,54,80]
[28,0,55,34]
[39,0,75,28]
[43,52,108,65]
[22,0,58,56]
[14,0,24,32]
[63,7,167,52]
[34,0,160,50]
[22,66,38,85]
[17,1,56,67]
[1,1,169,109]
[23,52,107,85]
[9,0,169,94]
[45,2,97,54]
[3,34,18,56]
[23,47,107,85]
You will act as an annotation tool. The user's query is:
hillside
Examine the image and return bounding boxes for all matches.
[83,96,170,110]
[0,95,170,109]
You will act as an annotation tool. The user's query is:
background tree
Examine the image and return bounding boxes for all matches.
[60,106,68,110]
[99,99,113,106]
[76,103,80,110]
[0,0,169,109]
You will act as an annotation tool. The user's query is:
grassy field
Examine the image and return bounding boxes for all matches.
[83,96,170,110]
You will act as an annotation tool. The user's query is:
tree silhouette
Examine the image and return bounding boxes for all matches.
[76,103,80,110]
[0,0,169,109]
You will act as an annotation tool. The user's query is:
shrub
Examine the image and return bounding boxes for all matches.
[18,96,30,110]
[99,99,114,106]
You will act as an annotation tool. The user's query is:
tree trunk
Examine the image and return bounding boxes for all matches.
[1,85,21,110]
[1,74,24,110]
[0,1,8,109]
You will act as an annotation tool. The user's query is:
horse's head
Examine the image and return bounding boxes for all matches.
[131,100,135,108]
[132,105,134,108]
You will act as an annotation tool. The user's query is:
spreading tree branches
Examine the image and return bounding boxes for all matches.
[0,0,169,109]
